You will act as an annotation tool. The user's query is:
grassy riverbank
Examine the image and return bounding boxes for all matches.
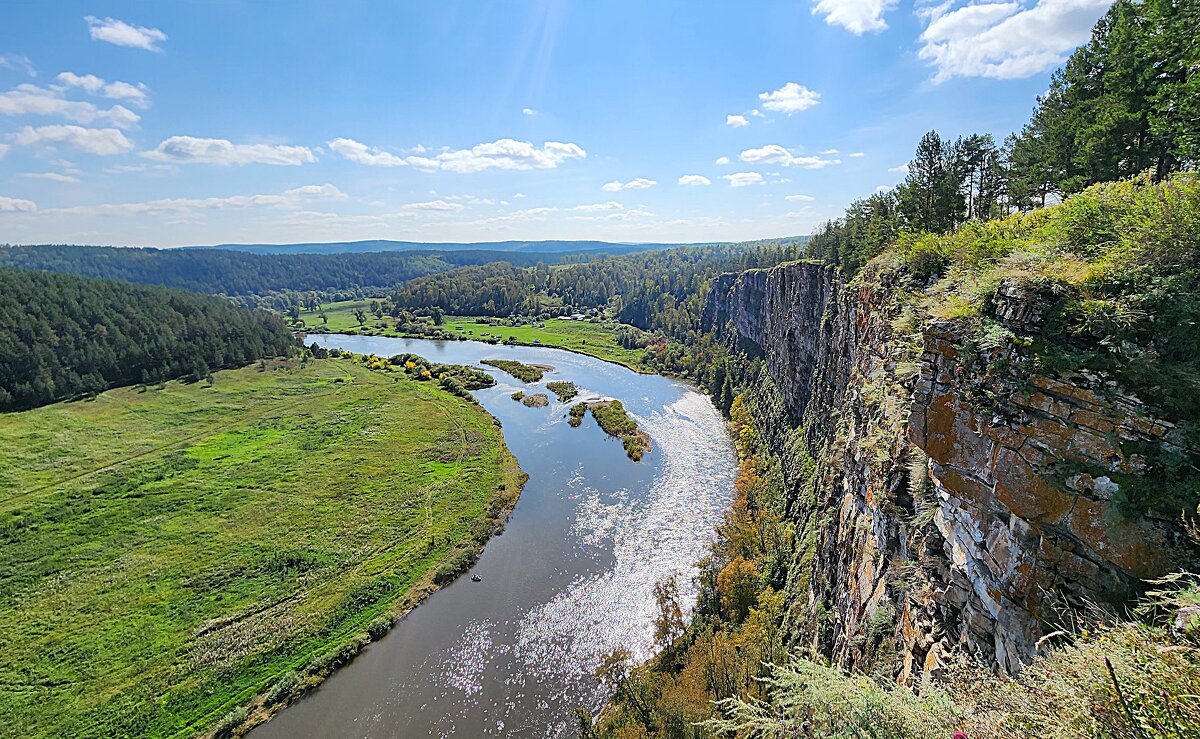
[303,299,649,371]
[0,357,524,739]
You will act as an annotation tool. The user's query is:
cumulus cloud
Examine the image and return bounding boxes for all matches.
[678,175,712,186]
[0,84,140,128]
[726,114,749,128]
[811,0,898,34]
[522,107,537,116]
[849,151,865,157]
[888,162,910,173]
[601,177,656,192]
[739,144,840,168]
[400,199,465,211]
[20,171,80,183]
[918,0,1112,83]
[0,195,37,213]
[723,172,765,187]
[328,137,408,166]
[758,82,820,114]
[86,16,167,52]
[11,124,134,155]
[820,148,840,155]
[435,139,586,173]
[143,136,316,165]
[785,193,815,201]
[329,137,586,173]
[283,184,347,199]
[0,144,8,159]
[56,72,150,107]
[715,156,730,165]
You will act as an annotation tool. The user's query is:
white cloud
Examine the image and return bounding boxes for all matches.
[20,172,79,183]
[888,162,910,173]
[572,201,624,212]
[785,193,815,201]
[0,84,140,128]
[0,143,8,159]
[0,54,36,77]
[435,139,586,173]
[522,107,537,116]
[715,156,730,165]
[820,148,839,155]
[739,144,840,169]
[47,184,345,217]
[811,0,898,34]
[849,151,865,157]
[143,136,316,165]
[56,72,150,107]
[918,0,1112,83]
[283,184,347,199]
[86,16,167,52]
[677,175,712,186]
[400,199,465,211]
[758,82,820,114]
[513,192,526,199]
[330,137,586,173]
[0,195,37,213]
[726,114,749,128]
[104,163,178,175]
[11,125,134,155]
[328,137,408,166]
[723,172,765,187]
[602,177,656,192]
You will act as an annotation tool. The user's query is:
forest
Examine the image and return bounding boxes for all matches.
[0,244,628,306]
[807,0,1198,275]
[0,268,297,411]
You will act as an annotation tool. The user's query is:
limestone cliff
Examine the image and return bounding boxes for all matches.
[705,260,1196,677]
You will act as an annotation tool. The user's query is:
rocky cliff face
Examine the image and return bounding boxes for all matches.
[706,261,1195,677]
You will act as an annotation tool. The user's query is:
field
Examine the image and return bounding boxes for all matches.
[0,358,524,738]
[301,299,649,371]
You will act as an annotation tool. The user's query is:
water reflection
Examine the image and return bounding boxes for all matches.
[250,335,735,738]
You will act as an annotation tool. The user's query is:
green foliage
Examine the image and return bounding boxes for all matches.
[1008,0,1199,202]
[0,268,297,411]
[481,358,545,382]
[570,400,649,461]
[545,381,578,402]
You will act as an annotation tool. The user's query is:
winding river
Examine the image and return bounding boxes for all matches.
[250,334,736,738]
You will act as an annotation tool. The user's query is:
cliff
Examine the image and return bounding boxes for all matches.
[705,260,1196,677]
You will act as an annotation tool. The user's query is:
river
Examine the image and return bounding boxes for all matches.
[249,334,736,738]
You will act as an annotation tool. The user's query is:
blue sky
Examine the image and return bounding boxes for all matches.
[0,1,1112,247]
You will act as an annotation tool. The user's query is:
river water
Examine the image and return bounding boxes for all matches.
[250,334,736,739]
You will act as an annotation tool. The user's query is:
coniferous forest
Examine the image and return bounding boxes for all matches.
[0,268,297,410]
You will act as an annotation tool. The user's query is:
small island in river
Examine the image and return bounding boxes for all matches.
[568,399,650,461]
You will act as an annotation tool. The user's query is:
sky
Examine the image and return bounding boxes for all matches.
[0,0,1113,248]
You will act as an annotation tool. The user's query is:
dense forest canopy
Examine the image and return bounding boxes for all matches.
[0,268,297,411]
[0,244,639,304]
[388,243,805,338]
[809,0,1199,276]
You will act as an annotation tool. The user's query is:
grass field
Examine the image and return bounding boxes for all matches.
[0,358,523,738]
[301,299,649,371]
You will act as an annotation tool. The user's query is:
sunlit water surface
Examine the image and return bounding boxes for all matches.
[250,335,736,738]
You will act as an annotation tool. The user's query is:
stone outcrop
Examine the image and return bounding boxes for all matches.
[706,260,1195,677]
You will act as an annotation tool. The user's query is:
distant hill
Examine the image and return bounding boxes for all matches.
[193,239,727,255]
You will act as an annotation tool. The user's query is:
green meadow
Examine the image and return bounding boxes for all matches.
[303,298,649,371]
[0,358,523,738]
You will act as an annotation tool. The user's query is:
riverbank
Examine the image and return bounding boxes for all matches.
[0,357,525,739]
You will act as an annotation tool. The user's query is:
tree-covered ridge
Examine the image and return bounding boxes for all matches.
[809,0,1199,277]
[388,242,804,335]
[0,268,297,411]
[0,244,624,303]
